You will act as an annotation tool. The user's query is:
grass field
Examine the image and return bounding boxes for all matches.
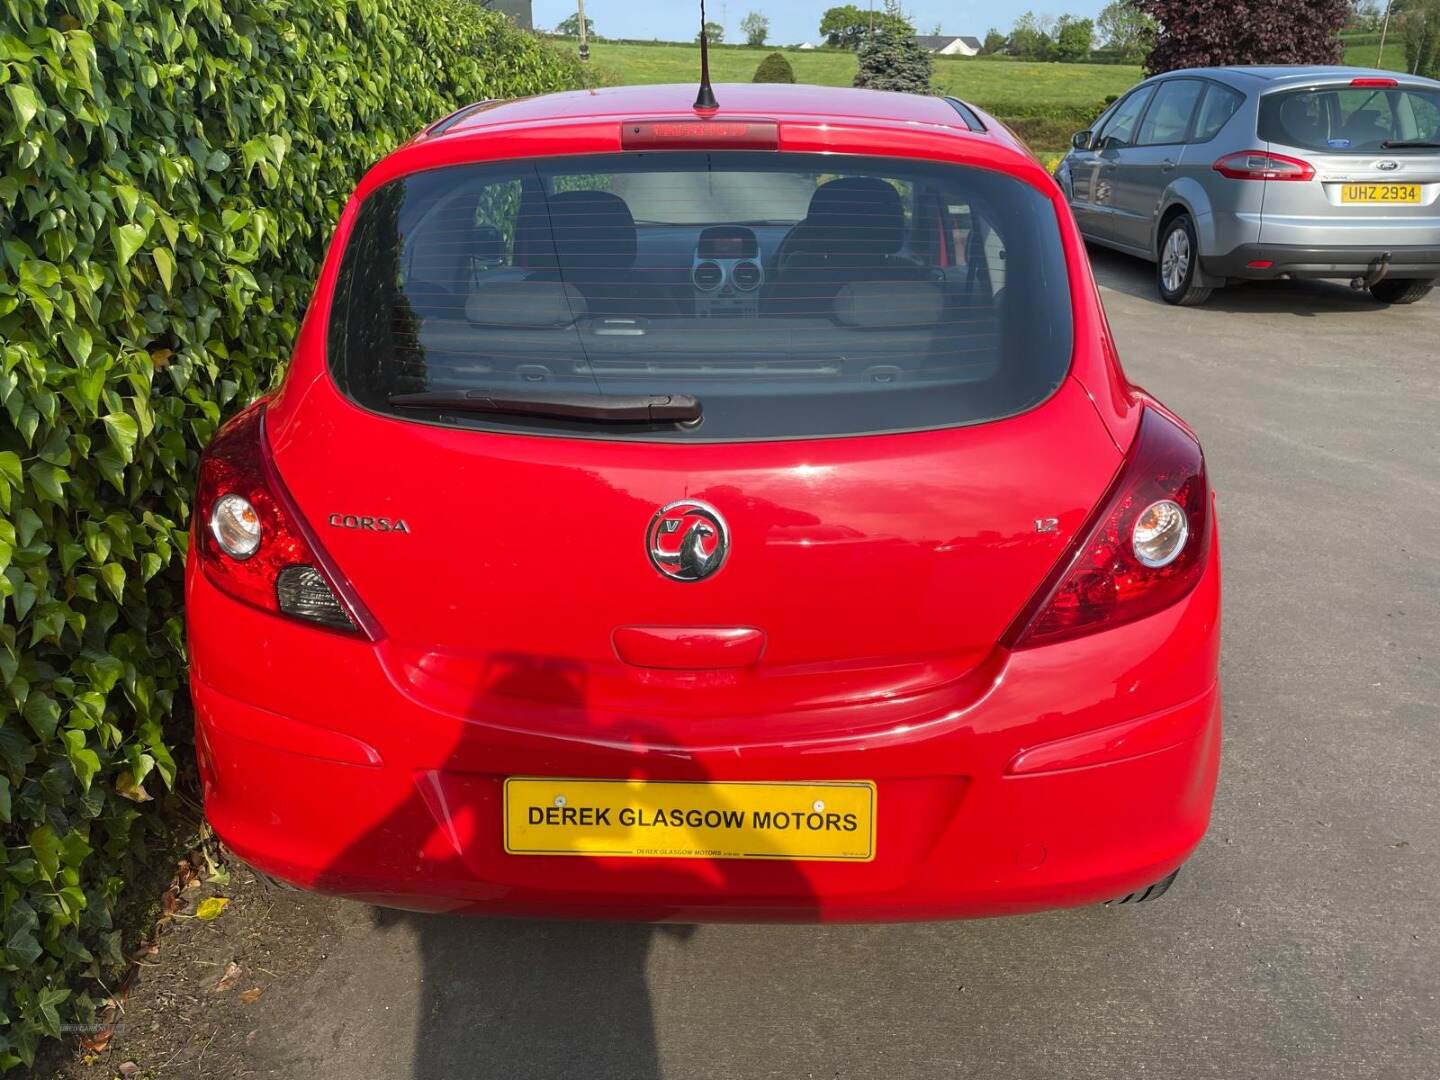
[585,42,1143,109]
[1341,42,1412,72]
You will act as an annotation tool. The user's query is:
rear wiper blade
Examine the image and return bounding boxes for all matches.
[388,388,702,423]
[1380,139,1440,148]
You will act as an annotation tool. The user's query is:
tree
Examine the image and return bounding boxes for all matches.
[1009,11,1055,59]
[1096,0,1155,62]
[820,3,912,48]
[1054,15,1095,61]
[697,20,725,44]
[1398,0,1440,77]
[554,12,594,38]
[741,11,770,46]
[753,50,797,82]
[853,20,933,93]
[981,28,1007,54]
[1347,0,1382,30]
[1133,0,1349,74]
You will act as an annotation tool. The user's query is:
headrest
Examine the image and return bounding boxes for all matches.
[1278,96,1324,138]
[410,220,508,289]
[547,190,637,270]
[801,177,906,254]
[832,281,944,328]
[1344,109,1386,135]
[465,224,506,264]
[466,281,588,327]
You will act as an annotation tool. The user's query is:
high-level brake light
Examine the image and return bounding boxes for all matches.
[621,119,780,151]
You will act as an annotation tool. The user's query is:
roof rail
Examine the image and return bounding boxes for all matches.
[942,97,987,133]
[428,99,502,136]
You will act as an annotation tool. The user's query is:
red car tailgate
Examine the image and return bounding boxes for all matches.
[266,375,1120,738]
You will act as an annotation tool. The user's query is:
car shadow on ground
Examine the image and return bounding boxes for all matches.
[1084,244,1396,317]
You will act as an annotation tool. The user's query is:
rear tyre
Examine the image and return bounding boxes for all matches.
[1107,868,1180,905]
[1368,278,1434,305]
[1157,215,1212,306]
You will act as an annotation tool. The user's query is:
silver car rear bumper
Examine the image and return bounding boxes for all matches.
[1203,243,1440,280]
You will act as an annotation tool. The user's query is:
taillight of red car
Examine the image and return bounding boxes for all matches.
[1212,150,1314,181]
[1005,408,1211,649]
[194,402,376,637]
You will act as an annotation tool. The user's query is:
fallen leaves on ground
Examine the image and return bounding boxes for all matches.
[213,961,243,993]
[194,896,230,921]
[82,849,232,1058]
[77,1026,112,1053]
[239,987,263,1004]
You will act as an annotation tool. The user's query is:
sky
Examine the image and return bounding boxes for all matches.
[532,0,1111,45]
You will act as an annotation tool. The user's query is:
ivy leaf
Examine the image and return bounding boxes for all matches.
[240,137,270,175]
[0,451,20,490]
[99,563,125,601]
[115,183,140,220]
[5,84,40,132]
[35,985,69,1038]
[110,223,147,267]
[22,693,60,740]
[61,730,100,793]
[152,247,175,292]
[5,908,41,967]
[59,326,92,366]
[102,413,139,464]
[28,461,67,504]
[0,724,37,771]
[28,824,62,881]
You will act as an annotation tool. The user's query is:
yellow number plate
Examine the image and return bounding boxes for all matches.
[504,777,876,861]
[1340,183,1421,204]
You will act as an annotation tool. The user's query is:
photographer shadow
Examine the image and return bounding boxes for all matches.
[324,651,820,1080]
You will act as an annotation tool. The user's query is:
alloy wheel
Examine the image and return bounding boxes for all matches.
[1161,225,1191,294]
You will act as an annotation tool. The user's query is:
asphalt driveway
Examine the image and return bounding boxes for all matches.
[81,249,1440,1080]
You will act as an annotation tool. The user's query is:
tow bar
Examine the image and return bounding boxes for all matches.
[1351,252,1392,290]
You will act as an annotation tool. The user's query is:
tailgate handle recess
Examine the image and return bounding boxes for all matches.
[612,626,766,669]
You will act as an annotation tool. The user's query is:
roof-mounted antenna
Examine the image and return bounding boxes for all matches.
[694,0,719,111]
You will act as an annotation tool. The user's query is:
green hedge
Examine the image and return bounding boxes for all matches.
[0,0,581,1067]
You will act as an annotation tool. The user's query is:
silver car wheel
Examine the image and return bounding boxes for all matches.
[1161,226,1191,293]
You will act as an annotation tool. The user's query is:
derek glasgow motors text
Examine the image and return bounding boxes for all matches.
[528,804,862,833]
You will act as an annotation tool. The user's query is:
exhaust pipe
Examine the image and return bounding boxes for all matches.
[1351,252,1392,290]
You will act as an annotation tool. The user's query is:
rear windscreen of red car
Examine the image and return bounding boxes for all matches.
[327,152,1072,440]
[1259,85,1440,153]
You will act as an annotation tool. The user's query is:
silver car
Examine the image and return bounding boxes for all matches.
[1057,66,1440,305]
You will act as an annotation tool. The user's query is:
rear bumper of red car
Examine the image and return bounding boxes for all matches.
[187,541,1222,923]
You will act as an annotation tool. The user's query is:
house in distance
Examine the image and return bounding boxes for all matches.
[914,34,983,56]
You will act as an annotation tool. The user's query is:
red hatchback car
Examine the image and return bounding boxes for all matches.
[187,83,1221,921]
